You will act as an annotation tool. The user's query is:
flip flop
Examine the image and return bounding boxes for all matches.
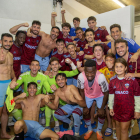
[84,131,93,140]
[96,131,103,140]
[104,127,112,137]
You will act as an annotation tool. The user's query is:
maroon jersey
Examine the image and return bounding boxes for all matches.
[60,52,84,79]
[76,39,87,50]
[51,49,69,71]
[92,58,106,70]
[57,31,73,47]
[21,34,41,65]
[127,52,140,85]
[10,43,22,79]
[109,75,140,122]
[84,43,109,55]
[94,27,109,42]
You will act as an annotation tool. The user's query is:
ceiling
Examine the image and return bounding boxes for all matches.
[75,0,140,14]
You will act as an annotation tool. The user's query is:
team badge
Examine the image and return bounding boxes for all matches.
[13,51,16,54]
[113,86,116,89]
[18,77,22,80]
[97,34,100,37]
[36,40,39,44]
[28,39,30,42]
[129,65,133,70]
[37,80,41,84]
[125,83,129,88]
[76,58,79,61]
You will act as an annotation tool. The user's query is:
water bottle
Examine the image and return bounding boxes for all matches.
[39,110,42,125]
[41,111,46,126]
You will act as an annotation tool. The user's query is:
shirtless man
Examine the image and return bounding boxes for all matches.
[46,73,86,137]
[0,33,15,139]
[13,82,59,140]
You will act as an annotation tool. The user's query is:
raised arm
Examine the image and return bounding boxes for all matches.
[61,10,66,24]
[13,92,26,104]
[9,23,29,35]
[51,12,57,27]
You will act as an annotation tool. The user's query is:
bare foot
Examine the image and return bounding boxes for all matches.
[1,133,14,139]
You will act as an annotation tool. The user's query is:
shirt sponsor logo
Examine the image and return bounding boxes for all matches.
[115,91,129,94]
[25,43,37,49]
[125,83,129,88]
[37,80,41,84]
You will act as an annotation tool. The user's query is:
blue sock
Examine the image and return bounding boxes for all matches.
[97,117,105,132]
[72,113,81,133]
[84,118,92,131]
[137,119,140,132]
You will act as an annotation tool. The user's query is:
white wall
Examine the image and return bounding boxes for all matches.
[134,24,140,45]
[0,0,98,36]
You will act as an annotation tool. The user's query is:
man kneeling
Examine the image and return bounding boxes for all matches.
[46,73,87,137]
[13,82,59,140]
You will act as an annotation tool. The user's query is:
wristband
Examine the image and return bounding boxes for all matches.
[70,62,76,70]
[10,99,15,105]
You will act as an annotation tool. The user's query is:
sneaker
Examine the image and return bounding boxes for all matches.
[54,126,60,132]
[74,132,80,137]
[113,129,117,139]
[128,128,132,137]
[8,121,15,126]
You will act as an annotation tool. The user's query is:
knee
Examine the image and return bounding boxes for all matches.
[14,120,24,133]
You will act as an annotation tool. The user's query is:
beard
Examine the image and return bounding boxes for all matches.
[32,30,39,35]
[3,45,11,50]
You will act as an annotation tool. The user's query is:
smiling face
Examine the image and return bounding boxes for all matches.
[85,66,97,81]
[93,46,104,60]
[30,61,40,76]
[85,31,94,42]
[50,28,59,40]
[31,24,41,35]
[27,84,37,97]
[62,26,70,37]
[115,62,127,76]
[115,42,128,57]
[56,75,67,88]
[75,29,84,40]
[73,20,80,28]
[50,60,59,72]
[88,20,97,30]
[16,33,26,46]
[56,41,65,53]
[1,36,13,50]
[111,27,122,40]
[67,44,76,56]
[105,56,115,69]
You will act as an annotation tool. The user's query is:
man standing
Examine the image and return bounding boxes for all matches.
[9,21,41,73]
[12,82,59,140]
[77,60,109,140]
[0,33,14,139]
[46,73,86,137]
[10,30,26,79]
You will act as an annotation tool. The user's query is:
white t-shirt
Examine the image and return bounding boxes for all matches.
[77,72,109,92]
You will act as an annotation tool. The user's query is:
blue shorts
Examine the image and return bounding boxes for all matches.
[67,78,77,87]
[35,54,50,71]
[61,104,83,117]
[85,96,104,109]
[0,79,11,107]
[24,120,45,140]
[21,64,30,73]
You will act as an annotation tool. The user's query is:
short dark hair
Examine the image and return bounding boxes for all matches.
[1,33,13,40]
[105,53,116,60]
[115,39,128,47]
[49,57,59,64]
[31,60,40,65]
[85,60,96,67]
[87,16,96,22]
[56,39,65,44]
[75,27,83,32]
[93,44,104,52]
[85,28,94,36]
[16,30,26,37]
[67,42,75,48]
[62,23,71,30]
[110,24,121,31]
[32,20,41,26]
[27,82,37,88]
[51,26,60,32]
[73,17,80,23]
[55,73,67,80]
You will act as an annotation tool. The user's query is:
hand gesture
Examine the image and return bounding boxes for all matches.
[124,73,134,80]
[110,109,115,116]
[106,35,114,42]
[129,53,139,63]
[20,92,27,98]
[71,36,76,41]
[84,44,88,49]
[50,84,57,92]
[10,79,18,89]
[100,26,106,30]
[78,51,84,56]
[48,71,53,78]
[96,40,102,44]
[61,9,65,14]
[44,95,50,104]
[77,61,82,68]
[65,58,72,64]
[51,12,57,17]
[23,23,29,27]
[44,70,50,75]
[134,112,140,119]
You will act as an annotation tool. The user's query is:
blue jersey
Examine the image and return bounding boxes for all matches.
[69,27,86,41]
[107,37,140,59]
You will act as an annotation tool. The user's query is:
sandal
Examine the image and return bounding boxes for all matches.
[104,127,112,137]
[96,131,103,140]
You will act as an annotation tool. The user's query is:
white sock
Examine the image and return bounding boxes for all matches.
[55,121,59,126]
